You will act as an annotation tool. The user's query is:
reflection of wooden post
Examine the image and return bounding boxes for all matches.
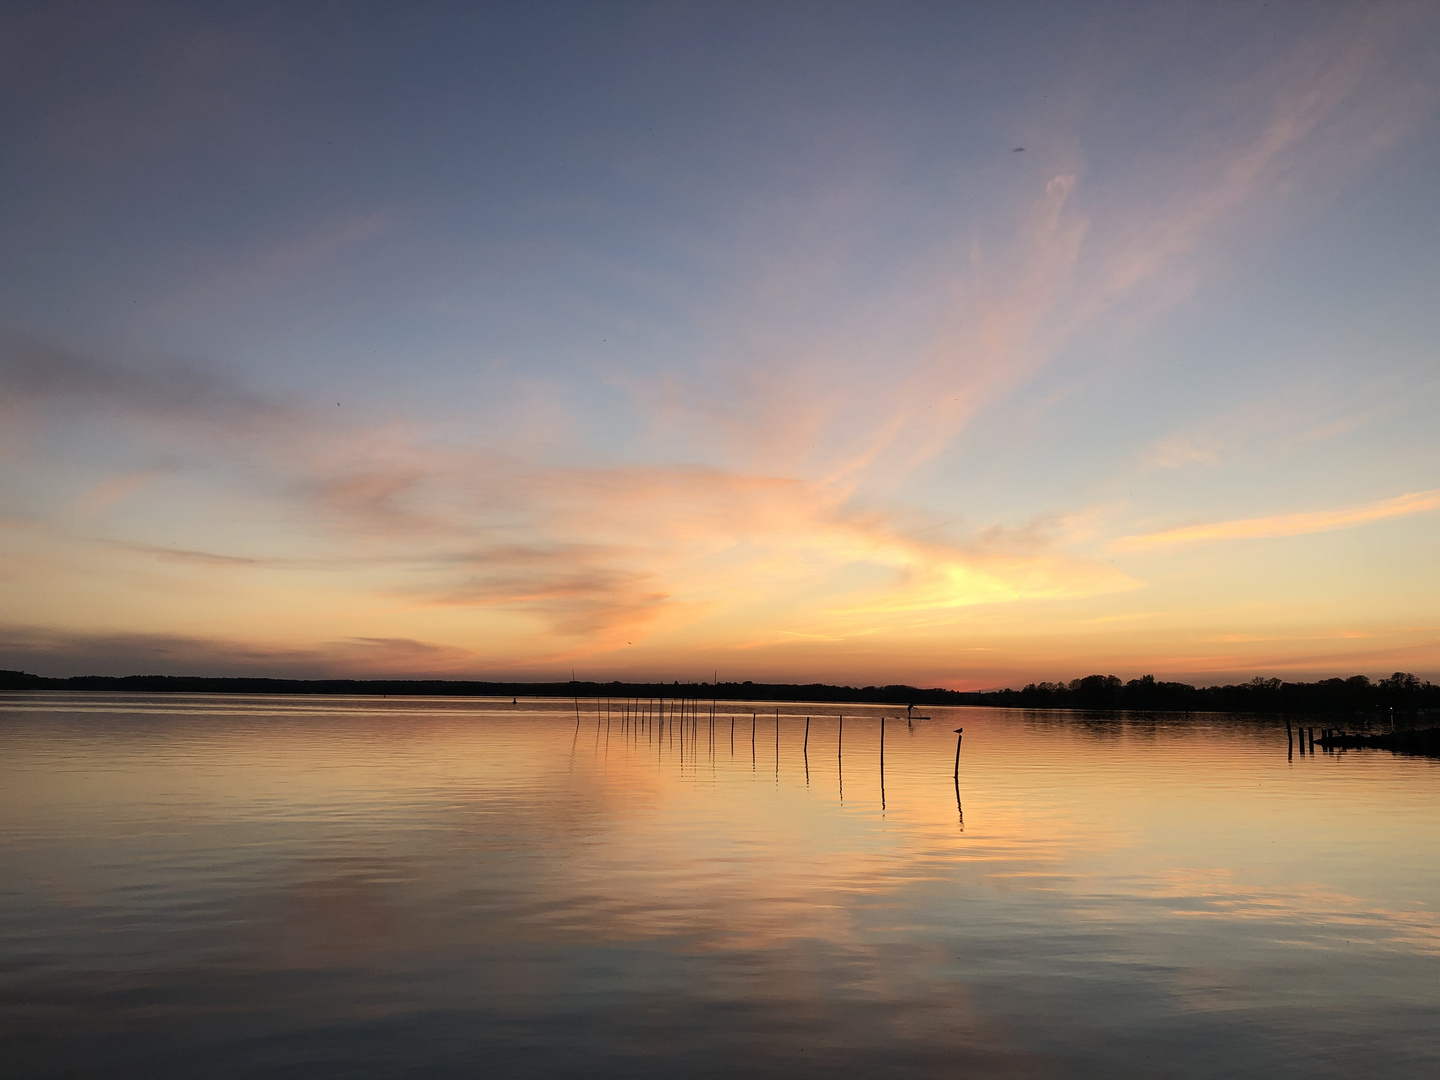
[803,717,810,785]
[953,728,964,779]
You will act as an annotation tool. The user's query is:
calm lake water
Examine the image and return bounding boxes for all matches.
[1,693,1437,1078]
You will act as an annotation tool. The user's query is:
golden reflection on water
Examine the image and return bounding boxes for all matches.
[2,693,1438,1077]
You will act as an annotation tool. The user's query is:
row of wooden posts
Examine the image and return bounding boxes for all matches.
[570,694,964,788]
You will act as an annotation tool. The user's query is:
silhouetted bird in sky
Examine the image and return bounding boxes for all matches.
[1013,146,1024,152]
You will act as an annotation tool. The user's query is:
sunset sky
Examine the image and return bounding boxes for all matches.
[2,2,1438,687]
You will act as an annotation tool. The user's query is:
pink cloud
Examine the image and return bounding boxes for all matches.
[1116,489,1440,550]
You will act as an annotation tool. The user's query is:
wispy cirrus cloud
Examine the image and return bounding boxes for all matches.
[0,624,476,679]
[0,333,294,446]
[158,212,394,317]
[1,336,1133,661]
[1144,381,1405,471]
[627,11,1426,506]
[1116,489,1440,550]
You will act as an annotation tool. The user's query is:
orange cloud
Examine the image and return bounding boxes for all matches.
[1116,489,1440,550]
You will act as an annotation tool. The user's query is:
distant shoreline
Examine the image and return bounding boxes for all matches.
[2,670,1435,716]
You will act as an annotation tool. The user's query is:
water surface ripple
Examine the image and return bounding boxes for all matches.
[2,693,1436,1077]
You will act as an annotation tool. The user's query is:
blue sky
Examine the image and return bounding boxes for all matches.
[2,1,1438,684]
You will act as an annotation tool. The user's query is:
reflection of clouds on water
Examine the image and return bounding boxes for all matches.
[4,698,1439,1075]
[1122,867,1440,956]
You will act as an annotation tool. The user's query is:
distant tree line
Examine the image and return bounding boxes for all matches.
[970,672,1438,714]
[0,672,964,705]
[0,673,956,705]
[0,669,1435,714]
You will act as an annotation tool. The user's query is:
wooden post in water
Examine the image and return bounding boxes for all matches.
[803,717,810,785]
[879,716,886,811]
[953,728,964,780]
